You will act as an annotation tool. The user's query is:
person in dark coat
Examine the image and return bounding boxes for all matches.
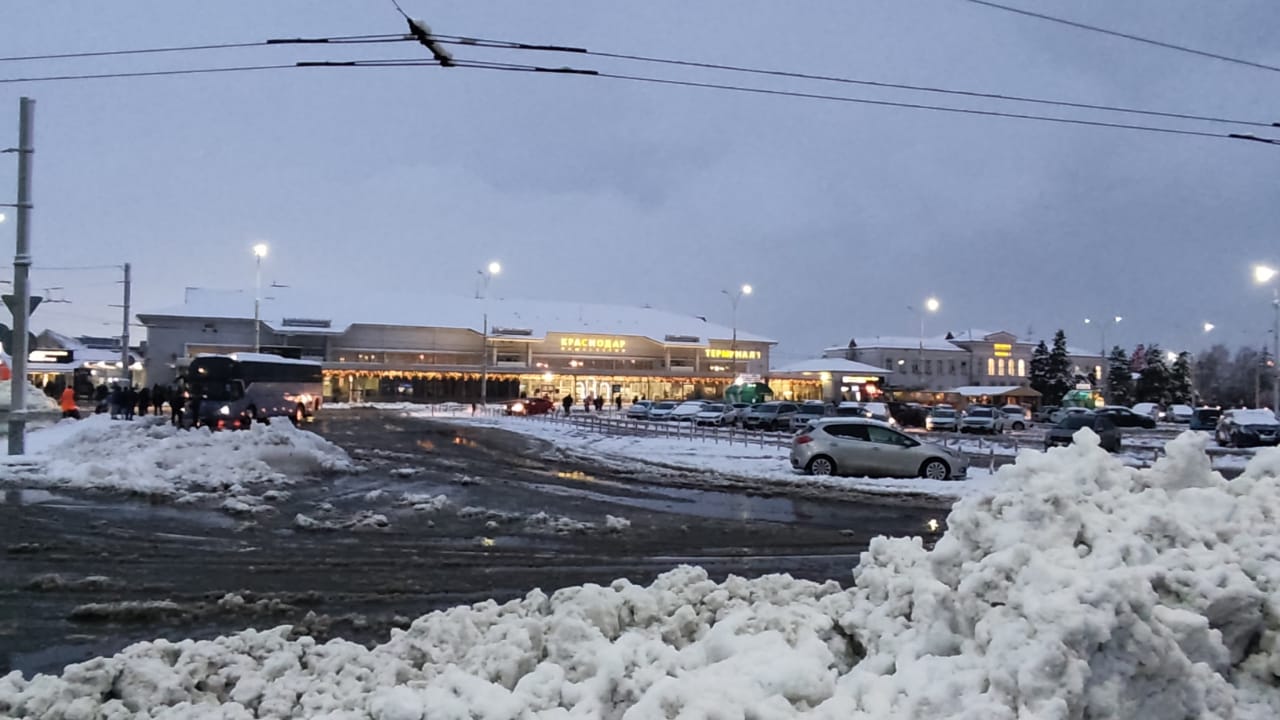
[122,385,136,420]
[170,384,187,426]
[584,395,592,413]
[614,395,622,412]
[594,396,604,413]
[108,383,122,419]
[152,384,165,416]
[136,386,151,417]
[562,395,573,416]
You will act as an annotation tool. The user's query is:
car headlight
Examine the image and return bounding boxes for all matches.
[511,402,525,414]
[219,405,231,415]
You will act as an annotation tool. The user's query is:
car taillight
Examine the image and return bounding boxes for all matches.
[795,435,813,445]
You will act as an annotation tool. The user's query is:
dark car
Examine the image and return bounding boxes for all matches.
[887,401,929,428]
[1045,413,1121,453]
[1095,406,1157,429]
[741,401,800,431]
[1215,409,1280,448]
[1189,407,1221,432]
[506,397,554,416]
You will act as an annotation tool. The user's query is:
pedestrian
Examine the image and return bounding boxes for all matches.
[136,385,151,417]
[59,386,80,420]
[614,395,622,412]
[562,394,573,416]
[122,385,136,420]
[584,395,592,413]
[152,384,165,415]
[594,396,604,413]
[108,383,121,419]
[170,385,186,426]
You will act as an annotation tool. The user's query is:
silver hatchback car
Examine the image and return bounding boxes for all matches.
[790,418,969,480]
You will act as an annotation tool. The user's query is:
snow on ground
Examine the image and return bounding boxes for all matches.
[0,415,356,505]
[429,411,998,500]
[6,430,1280,718]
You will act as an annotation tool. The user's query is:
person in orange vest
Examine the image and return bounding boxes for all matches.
[60,386,80,420]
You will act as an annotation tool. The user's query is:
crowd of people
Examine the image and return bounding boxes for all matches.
[57,382,187,425]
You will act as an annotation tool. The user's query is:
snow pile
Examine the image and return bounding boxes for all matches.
[0,379,59,413]
[6,430,1280,717]
[0,415,355,500]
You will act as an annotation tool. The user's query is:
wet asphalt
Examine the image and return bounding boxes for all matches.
[0,410,944,677]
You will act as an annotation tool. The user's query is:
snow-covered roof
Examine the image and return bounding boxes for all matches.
[836,336,966,352]
[945,329,1015,343]
[948,385,1027,396]
[140,288,774,346]
[771,358,892,375]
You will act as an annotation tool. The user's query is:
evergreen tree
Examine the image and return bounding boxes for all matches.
[1136,344,1171,404]
[1105,346,1134,406]
[1047,330,1074,401]
[1029,340,1052,399]
[1169,351,1194,405]
[1130,344,1147,373]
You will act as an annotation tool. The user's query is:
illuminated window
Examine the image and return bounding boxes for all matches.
[998,358,1006,376]
[1095,365,1103,380]
[1017,359,1026,376]
[987,358,995,376]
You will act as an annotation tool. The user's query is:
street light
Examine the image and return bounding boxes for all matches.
[1253,264,1279,410]
[1204,322,1215,334]
[721,284,753,381]
[477,261,501,406]
[252,243,268,353]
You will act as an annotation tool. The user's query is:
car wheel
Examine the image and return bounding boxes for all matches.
[920,459,950,480]
[1012,421,1024,431]
[806,455,837,476]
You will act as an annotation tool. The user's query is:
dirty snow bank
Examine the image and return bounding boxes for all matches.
[0,414,355,500]
[4,430,1280,718]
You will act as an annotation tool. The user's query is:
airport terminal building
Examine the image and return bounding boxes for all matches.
[138,288,792,404]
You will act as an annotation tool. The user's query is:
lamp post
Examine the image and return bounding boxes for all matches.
[477,261,501,406]
[905,297,940,387]
[1253,264,1279,411]
[252,243,268,353]
[721,284,752,381]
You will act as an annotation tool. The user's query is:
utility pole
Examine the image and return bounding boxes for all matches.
[7,98,35,455]
[120,263,131,386]
[1271,289,1280,412]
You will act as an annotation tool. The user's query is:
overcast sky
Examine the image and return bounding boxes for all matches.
[2,1,1278,362]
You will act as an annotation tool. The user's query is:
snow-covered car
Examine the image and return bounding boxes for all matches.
[1045,413,1121,453]
[861,402,897,426]
[834,402,871,418]
[960,406,1004,434]
[695,402,733,426]
[670,400,707,422]
[1215,409,1280,448]
[925,406,959,432]
[626,400,653,420]
[647,400,679,421]
[1130,402,1164,422]
[1000,404,1030,431]
[789,401,830,431]
[1033,405,1059,424]
[1168,404,1194,424]
[741,401,800,431]
[1051,406,1093,424]
[1189,407,1221,432]
[791,418,968,479]
[727,402,751,425]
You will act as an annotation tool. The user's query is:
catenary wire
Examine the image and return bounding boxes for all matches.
[963,0,1280,74]
[0,34,409,63]
[425,33,1280,129]
[0,64,299,84]
[309,59,1247,142]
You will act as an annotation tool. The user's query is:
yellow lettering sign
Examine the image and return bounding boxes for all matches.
[703,348,761,360]
[559,337,627,353]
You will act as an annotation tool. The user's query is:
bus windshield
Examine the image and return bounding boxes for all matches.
[188,357,240,401]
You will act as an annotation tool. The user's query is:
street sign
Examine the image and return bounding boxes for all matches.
[1,294,42,316]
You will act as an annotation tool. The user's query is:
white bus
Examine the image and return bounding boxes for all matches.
[185,352,323,429]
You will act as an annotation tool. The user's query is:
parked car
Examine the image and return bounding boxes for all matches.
[1033,405,1060,424]
[887,401,929,428]
[1095,406,1157,429]
[790,418,969,480]
[1000,404,1030,431]
[505,397,555,416]
[834,402,871,418]
[960,406,1004,434]
[727,402,752,425]
[1045,413,1121,453]
[861,401,898,427]
[695,402,734,426]
[1167,404,1194,424]
[671,400,708,422]
[790,401,830,431]
[626,400,654,420]
[742,401,800,431]
[647,400,679,421]
[1130,402,1164,422]
[1189,407,1222,432]
[925,406,959,432]
[1215,409,1280,448]
[1051,406,1094,424]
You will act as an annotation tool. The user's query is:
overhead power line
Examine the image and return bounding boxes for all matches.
[0,34,410,63]
[0,64,298,84]
[964,0,1280,74]
[427,32,1280,129]
[300,58,1256,143]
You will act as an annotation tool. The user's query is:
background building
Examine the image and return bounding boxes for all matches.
[139,288,776,403]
